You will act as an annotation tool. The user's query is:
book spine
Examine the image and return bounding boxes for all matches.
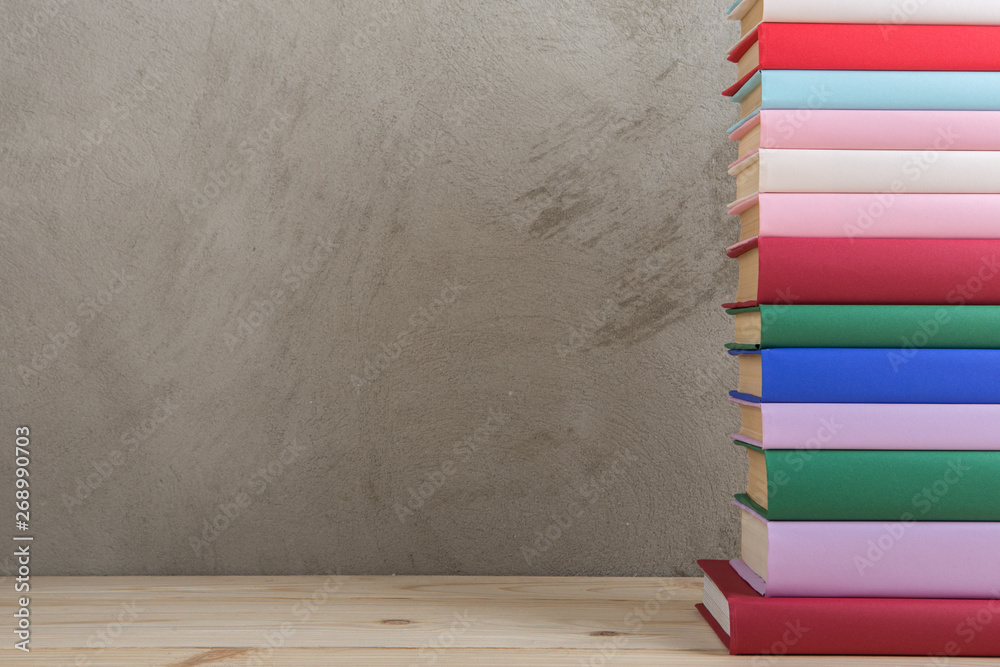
[699,560,1000,656]
[759,305,1000,348]
[756,402,1000,450]
[761,70,1000,112]
[756,237,1000,306]
[756,348,1000,403]
[745,0,1000,26]
[758,24,1000,71]
[757,149,1000,194]
[756,110,1000,151]
[750,449,1000,521]
[765,520,1000,598]
[756,193,1000,239]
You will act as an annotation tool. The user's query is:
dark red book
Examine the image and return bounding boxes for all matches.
[698,559,1000,656]
[723,237,1000,309]
[724,23,1000,96]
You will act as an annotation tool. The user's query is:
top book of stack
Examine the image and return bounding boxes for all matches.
[728,0,1000,37]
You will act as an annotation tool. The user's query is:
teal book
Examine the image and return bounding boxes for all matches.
[726,305,1000,350]
[735,441,1000,521]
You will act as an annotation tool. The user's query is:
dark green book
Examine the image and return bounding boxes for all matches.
[726,305,1000,350]
[736,440,1000,521]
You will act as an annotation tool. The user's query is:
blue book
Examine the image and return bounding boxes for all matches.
[729,348,1000,403]
[729,70,1000,134]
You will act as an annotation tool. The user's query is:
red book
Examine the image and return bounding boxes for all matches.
[723,237,1000,309]
[698,559,1000,657]
[724,23,1000,96]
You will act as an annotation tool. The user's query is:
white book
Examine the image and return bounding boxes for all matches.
[729,149,1000,197]
[727,0,1000,28]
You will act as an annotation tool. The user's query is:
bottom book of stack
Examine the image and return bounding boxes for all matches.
[698,559,1000,657]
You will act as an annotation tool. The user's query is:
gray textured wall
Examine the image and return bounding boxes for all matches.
[0,0,740,576]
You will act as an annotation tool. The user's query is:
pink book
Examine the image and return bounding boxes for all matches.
[734,501,1000,598]
[730,397,1000,450]
[729,109,1000,151]
[730,192,1000,239]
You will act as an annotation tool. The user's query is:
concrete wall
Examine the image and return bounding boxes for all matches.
[0,0,740,576]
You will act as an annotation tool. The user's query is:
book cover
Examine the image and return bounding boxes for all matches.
[733,501,1000,598]
[698,559,1000,656]
[725,24,1000,95]
[730,193,1000,240]
[726,0,1000,28]
[728,149,1000,195]
[730,397,1000,451]
[729,348,1000,404]
[733,442,1000,521]
[725,237,1000,307]
[729,71,1000,134]
[729,110,1000,151]
[727,305,1000,349]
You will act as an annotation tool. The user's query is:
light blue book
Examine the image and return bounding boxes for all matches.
[729,70,1000,134]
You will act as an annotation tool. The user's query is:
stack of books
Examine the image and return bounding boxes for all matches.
[697,0,1000,657]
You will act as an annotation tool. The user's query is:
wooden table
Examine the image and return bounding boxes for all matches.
[2,576,997,665]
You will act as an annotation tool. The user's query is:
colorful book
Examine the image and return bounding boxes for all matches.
[734,442,1000,521]
[730,149,1000,202]
[731,397,1000,451]
[727,305,1000,350]
[727,0,1000,37]
[730,348,1000,404]
[730,70,1000,132]
[725,237,1000,307]
[698,559,1000,656]
[726,24,1000,95]
[734,500,1000,598]
[730,193,1000,242]
[730,110,1000,157]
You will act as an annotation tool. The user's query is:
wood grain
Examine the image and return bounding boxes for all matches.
[3,575,997,665]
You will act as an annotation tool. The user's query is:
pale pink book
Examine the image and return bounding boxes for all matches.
[734,501,1000,598]
[729,109,1000,151]
[730,397,1000,450]
[729,192,1000,239]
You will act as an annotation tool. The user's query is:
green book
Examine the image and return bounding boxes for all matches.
[726,305,1000,350]
[736,440,1000,521]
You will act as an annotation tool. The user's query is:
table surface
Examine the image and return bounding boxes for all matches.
[3,575,999,665]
